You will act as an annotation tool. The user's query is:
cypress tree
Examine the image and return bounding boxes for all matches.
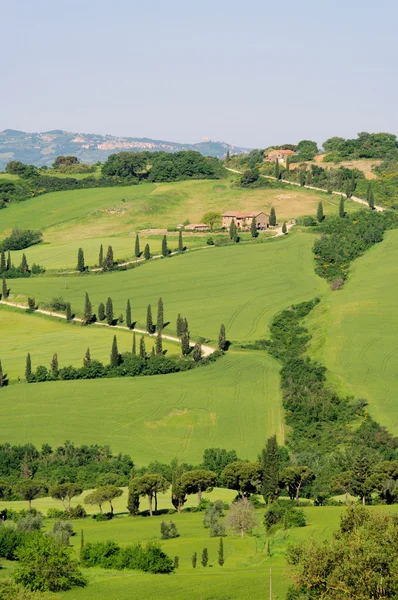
[157,297,164,332]
[250,217,258,238]
[98,244,104,267]
[2,276,7,300]
[184,318,189,336]
[20,254,29,273]
[229,219,237,241]
[307,169,313,185]
[126,299,132,328]
[351,451,372,504]
[83,292,93,324]
[274,159,280,179]
[286,155,290,173]
[218,537,224,566]
[161,235,169,257]
[156,329,163,355]
[0,360,7,388]
[132,332,136,355]
[25,353,32,380]
[77,248,85,272]
[178,230,184,252]
[269,207,276,227]
[110,335,119,368]
[0,249,5,272]
[151,346,155,357]
[98,302,105,321]
[299,169,305,187]
[339,196,345,218]
[316,201,324,222]
[139,336,146,359]
[83,348,91,367]
[225,150,230,163]
[50,353,59,378]
[366,181,371,202]
[345,179,351,199]
[176,314,184,338]
[218,324,226,350]
[6,251,11,271]
[181,331,190,356]
[103,245,114,271]
[144,244,151,260]
[135,234,140,258]
[282,221,287,234]
[174,556,179,569]
[351,170,356,193]
[192,552,197,568]
[106,297,114,326]
[192,343,202,362]
[259,435,280,504]
[146,304,154,333]
[368,184,375,210]
[119,313,123,324]
[201,548,208,567]
[65,302,72,321]
[127,488,140,515]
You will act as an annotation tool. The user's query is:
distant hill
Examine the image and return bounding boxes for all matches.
[0,129,251,169]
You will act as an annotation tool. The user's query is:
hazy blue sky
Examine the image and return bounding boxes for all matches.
[2,0,397,148]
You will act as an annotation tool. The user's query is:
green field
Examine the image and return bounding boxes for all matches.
[8,233,327,342]
[306,228,398,435]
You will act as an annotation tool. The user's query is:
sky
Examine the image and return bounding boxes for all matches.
[1,0,397,148]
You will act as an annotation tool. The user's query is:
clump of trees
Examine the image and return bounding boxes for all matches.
[81,539,174,573]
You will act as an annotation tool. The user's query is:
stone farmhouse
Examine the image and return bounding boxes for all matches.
[222,211,269,230]
[265,148,296,163]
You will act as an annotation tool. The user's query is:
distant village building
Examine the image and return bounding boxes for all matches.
[222,211,269,230]
[265,149,296,163]
[184,223,210,231]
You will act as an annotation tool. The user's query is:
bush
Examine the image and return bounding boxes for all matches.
[16,514,43,533]
[264,501,306,531]
[2,229,42,251]
[0,525,26,559]
[81,540,174,573]
[160,521,179,540]
[330,277,344,290]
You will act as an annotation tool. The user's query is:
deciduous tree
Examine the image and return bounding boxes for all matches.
[279,466,314,501]
[180,470,217,505]
[226,498,257,537]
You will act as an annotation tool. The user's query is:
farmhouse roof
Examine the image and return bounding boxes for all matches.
[222,211,268,218]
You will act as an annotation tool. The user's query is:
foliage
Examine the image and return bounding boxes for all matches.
[226,498,257,537]
[1,229,42,252]
[180,470,217,504]
[221,462,262,498]
[160,521,179,540]
[264,500,306,531]
[81,539,174,573]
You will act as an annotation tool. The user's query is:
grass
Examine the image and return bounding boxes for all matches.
[8,232,327,342]
[306,228,398,435]
[0,304,179,380]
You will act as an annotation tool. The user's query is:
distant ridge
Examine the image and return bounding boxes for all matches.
[0,129,251,168]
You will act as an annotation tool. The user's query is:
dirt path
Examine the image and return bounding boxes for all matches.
[226,168,385,212]
[0,300,216,357]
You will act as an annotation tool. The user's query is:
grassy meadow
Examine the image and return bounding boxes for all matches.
[306,228,398,435]
[8,233,328,342]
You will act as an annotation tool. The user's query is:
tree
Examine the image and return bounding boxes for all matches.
[103,245,114,271]
[259,435,280,504]
[97,485,123,515]
[98,244,103,267]
[269,207,276,227]
[221,462,262,498]
[14,534,87,592]
[2,275,7,299]
[226,498,257,537]
[132,332,137,355]
[201,547,208,567]
[192,552,197,568]
[202,448,239,478]
[77,248,85,272]
[350,451,372,504]
[250,216,258,238]
[98,302,105,321]
[50,483,83,512]
[176,314,184,337]
[202,211,222,230]
[110,335,119,368]
[286,506,398,600]
[307,169,313,185]
[316,201,324,222]
[126,299,132,328]
[225,150,230,163]
[171,465,187,513]
[178,230,184,252]
[181,330,190,355]
[0,360,8,388]
[299,169,306,187]
[345,179,351,199]
[83,347,91,367]
[280,466,314,501]
[180,470,217,505]
[161,235,169,257]
[218,324,226,350]
[83,293,93,325]
[368,183,375,209]
[27,297,35,311]
[144,243,151,260]
[127,485,140,515]
[282,221,287,234]
[135,234,140,258]
[218,537,224,566]
[6,250,11,270]
[286,154,291,173]
[20,253,29,273]
[84,489,105,513]
[129,474,169,516]
[50,353,59,378]
[25,353,32,380]
[296,139,318,160]
[157,297,164,331]
[146,304,154,333]
[192,343,202,362]
[156,330,163,356]
[0,249,5,272]
[229,219,237,241]
[339,196,345,218]
[18,480,43,511]
[65,302,72,321]
[274,159,280,179]
[139,336,146,359]
[106,297,114,326]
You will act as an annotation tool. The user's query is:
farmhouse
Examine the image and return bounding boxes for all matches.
[265,149,296,163]
[184,223,210,231]
[222,211,269,230]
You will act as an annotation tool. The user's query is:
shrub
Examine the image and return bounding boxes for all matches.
[2,229,42,251]
[160,521,179,540]
[16,514,43,533]
[27,298,36,310]
[264,501,306,531]
[330,277,344,290]
[0,525,25,559]
[81,540,174,573]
